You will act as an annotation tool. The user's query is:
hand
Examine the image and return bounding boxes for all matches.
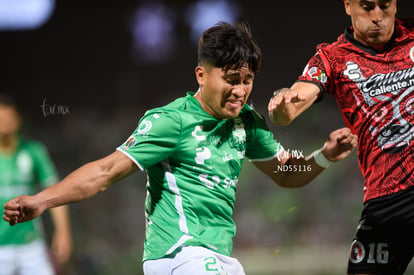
[3,195,44,226]
[268,88,307,113]
[322,127,358,162]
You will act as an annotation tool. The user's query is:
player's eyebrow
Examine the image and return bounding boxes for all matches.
[359,0,374,4]
[359,0,392,4]
[225,70,254,79]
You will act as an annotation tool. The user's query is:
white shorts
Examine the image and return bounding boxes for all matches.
[0,240,55,275]
[143,246,245,275]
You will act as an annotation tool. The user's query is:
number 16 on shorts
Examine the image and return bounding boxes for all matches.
[350,240,389,264]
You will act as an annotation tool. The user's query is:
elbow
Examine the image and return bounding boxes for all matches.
[271,174,293,189]
[271,173,308,189]
[275,180,300,189]
[80,161,112,198]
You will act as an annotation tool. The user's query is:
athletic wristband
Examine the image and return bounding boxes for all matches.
[311,145,332,168]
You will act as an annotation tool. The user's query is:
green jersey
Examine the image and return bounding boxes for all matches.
[0,138,58,245]
[118,92,282,261]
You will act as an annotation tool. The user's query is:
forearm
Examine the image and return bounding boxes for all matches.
[36,160,117,211]
[269,103,302,126]
[268,83,320,126]
[269,93,316,126]
[3,151,136,226]
[253,147,329,188]
[254,127,356,190]
[272,127,357,188]
[274,150,328,188]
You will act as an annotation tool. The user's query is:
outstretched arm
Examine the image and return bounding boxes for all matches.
[253,127,357,188]
[268,82,320,126]
[3,151,138,226]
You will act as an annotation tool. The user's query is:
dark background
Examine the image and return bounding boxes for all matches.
[1,1,413,274]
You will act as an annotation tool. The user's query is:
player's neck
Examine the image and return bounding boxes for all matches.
[371,43,386,52]
[0,134,17,154]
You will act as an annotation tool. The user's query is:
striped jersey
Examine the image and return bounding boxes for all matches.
[298,18,414,202]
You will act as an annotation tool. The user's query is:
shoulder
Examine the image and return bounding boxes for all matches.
[316,33,349,52]
[144,93,193,117]
[138,108,182,136]
[396,18,414,37]
[239,105,266,126]
[142,97,187,121]
[134,99,189,138]
[398,17,414,28]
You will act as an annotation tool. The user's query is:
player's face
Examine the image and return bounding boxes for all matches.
[344,0,397,50]
[195,64,254,119]
[0,105,20,137]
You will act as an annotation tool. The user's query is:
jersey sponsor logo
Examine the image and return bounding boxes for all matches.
[199,173,219,189]
[192,125,206,142]
[192,125,222,146]
[199,173,238,189]
[345,61,414,153]
[344,61,362,81]
[192,125,215,169]
[195,147,211,165]
[345,62,414,100]
[199,173,237,189]
[349,240,366,264]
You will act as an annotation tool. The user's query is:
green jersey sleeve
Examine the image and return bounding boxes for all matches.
[117,110,182,169]
[244,110,283,161]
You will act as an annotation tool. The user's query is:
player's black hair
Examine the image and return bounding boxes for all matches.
[0,94,18,110]
[197,21,262,75]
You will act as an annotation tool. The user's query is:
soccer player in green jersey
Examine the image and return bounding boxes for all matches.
[0,95,72,275]
[4,22,357,274]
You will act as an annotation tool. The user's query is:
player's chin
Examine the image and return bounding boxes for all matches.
[223,110,242,119]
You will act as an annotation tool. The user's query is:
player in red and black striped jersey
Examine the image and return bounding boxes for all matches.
[268,0,413,274]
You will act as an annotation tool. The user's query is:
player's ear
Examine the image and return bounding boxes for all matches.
[394,0,397,15]
[344,0,352,16]
[195,65,206,86]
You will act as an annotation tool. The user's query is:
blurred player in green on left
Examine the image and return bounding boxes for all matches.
[0,94,72,275]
